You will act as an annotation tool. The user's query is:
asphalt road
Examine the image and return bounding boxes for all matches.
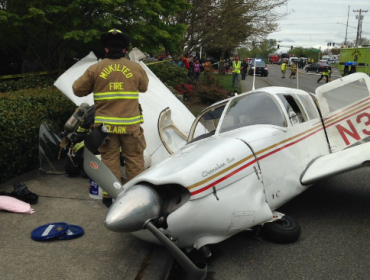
[248,63,342,93]
[168,66,370,280]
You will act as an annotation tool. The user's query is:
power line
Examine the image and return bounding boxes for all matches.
[281,15,352,20]
[269,32,360,36]
[278,22,364,26]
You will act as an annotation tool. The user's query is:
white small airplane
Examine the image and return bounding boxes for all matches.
[54,52,370,280]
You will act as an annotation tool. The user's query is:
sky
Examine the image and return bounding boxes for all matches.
[267,0,370,53]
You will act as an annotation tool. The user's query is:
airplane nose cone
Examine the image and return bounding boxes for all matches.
[104,184,161,232]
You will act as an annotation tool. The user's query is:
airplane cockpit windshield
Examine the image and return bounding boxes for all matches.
[219,92,286,133]
[189,103,227,142]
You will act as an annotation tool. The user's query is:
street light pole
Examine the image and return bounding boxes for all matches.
[345,6,350,46]
[318,46,321,62]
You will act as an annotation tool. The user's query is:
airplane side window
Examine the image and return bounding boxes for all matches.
[191,105,226,142]
[277,94,307,125]
[297,95,319,119]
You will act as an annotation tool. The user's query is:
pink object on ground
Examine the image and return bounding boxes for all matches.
[0,196,35,214]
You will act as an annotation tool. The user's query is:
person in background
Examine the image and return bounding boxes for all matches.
[281,59,287,78]
[204,58,212,77]
[241,58,248,80]
[72,28,149,207]
[182,54,189,69]
[290,60,297,79]
[317,67,331,83]
[188,55,194,78]
[178,59,184,67]
[231,56,242,91]
[193,59,202,83]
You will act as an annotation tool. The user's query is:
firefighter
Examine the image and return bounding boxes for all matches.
[281,59,287,78]
[290,60,297,79]
[72,29,149,207]
[317,67,331,83]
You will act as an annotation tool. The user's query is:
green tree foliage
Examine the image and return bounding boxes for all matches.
[182,0,288,74]
[238,39,278,61]
[0,0,189,73]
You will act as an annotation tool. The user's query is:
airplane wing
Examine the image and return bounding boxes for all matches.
[301,141,370,185]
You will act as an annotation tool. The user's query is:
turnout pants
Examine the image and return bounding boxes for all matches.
[98,127,147,183]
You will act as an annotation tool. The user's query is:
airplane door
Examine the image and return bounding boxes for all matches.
[316,73,370,152]
[158,108,189,154]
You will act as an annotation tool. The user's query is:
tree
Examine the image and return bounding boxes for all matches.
[179,0,288,74]
[238,39,278,62]
[0,0,189,72]
[176,0,217,55]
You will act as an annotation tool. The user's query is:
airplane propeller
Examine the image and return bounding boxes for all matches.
[105,183,207,280]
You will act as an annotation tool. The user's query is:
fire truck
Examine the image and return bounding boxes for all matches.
[339,47,370,76]
[268,53,280,64]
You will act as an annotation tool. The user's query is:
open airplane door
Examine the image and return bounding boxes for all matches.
[301,73,370,185]
[315,73,370,153]
[158,108,188,155]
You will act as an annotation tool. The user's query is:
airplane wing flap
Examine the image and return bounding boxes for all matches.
[301,142,370,185]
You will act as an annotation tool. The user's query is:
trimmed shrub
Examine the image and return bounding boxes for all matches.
[195,81,228,104]
[174,83,194,100]
[0,73,57,93]
[148,61,189,88]
[0,87,74,183]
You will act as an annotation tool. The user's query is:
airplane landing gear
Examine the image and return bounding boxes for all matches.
[261,214,301,244]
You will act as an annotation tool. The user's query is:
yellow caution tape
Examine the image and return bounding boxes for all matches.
[145,59,173,66]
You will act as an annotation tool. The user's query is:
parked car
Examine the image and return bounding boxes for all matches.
[304,62,331,73]
[249,59,268,76]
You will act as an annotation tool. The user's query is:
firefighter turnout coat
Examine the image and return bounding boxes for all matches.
[73,57,149,135]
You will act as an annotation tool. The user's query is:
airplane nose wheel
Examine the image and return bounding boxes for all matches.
[261,215,301,244]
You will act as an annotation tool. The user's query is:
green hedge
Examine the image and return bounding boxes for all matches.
[147,61,189,88]
[0,73,57,93]
[0,87,74,183]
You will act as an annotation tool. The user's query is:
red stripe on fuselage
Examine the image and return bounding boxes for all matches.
[190,102,370,196]
[190,126,324,196]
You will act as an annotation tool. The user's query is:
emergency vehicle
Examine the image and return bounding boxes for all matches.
[339,47,370,76]
[268,53,280,64]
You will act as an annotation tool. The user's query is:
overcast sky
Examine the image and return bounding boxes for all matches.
[268,0,370,53]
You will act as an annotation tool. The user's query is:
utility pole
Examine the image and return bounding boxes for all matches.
[354,9,368,47]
